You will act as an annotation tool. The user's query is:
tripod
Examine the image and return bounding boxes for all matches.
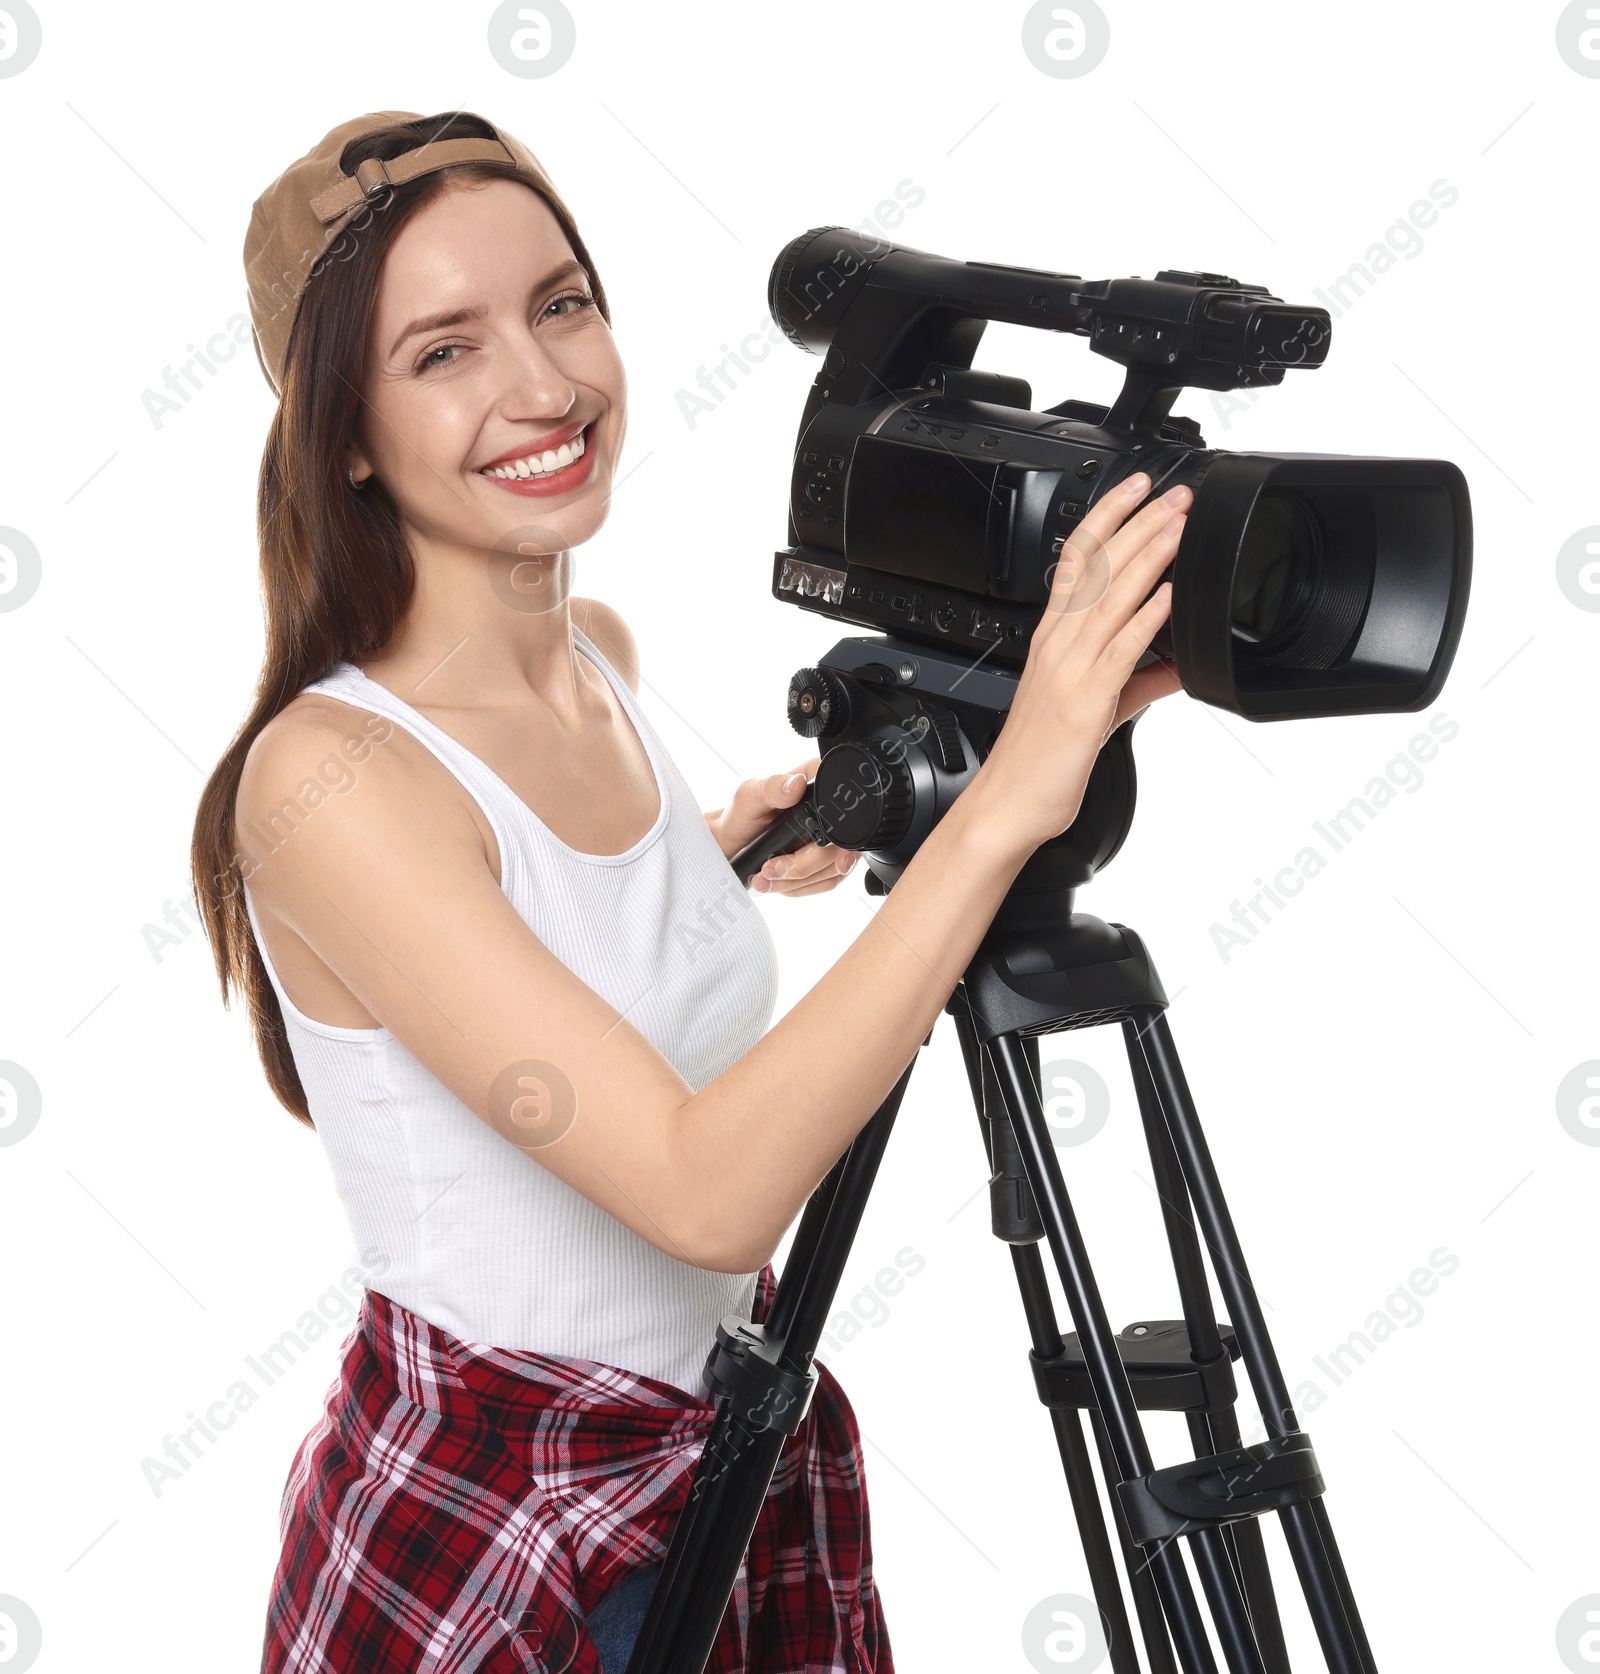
[623,851,1381,1674]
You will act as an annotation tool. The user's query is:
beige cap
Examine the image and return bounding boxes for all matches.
[242,110,608,397]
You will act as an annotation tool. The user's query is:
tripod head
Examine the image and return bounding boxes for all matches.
[730,632,1138,909]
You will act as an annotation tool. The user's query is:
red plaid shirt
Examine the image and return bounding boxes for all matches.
[260,1266,894,1673]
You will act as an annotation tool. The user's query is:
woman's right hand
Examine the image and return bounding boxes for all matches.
[965,471,1193,855]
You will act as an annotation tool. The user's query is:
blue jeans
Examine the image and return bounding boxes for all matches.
[584,1561,664,1673]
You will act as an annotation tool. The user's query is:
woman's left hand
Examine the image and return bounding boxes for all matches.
[704,759,860,896]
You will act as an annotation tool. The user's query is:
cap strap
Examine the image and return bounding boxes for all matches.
[307,137,519,226]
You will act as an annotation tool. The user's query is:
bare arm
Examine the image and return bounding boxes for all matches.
[239,476,1189,1272]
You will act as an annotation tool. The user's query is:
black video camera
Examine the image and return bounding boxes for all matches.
[734,229,1472,890]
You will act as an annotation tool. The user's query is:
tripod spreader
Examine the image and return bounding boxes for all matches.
[1033,1318,1242,1416]
[1118,1433,1328,1547]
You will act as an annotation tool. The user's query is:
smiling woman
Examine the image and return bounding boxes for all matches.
[190,103,1190,1674]
[192,109,885,1674]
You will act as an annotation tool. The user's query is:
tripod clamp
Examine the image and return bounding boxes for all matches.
[1117,1431,1326,1545]
[700,1316,818,1437]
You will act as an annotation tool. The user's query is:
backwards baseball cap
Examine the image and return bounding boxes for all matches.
[243,109,608,398]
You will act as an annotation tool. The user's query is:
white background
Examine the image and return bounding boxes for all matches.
[1,2,1596,1670]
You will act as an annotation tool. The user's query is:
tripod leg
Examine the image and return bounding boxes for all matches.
[1085,1406,1181,1674]
[625,1055,919,1674]
[1194,1415,1289,1674]
[759,1143,853,1344]
[993,1033,1285,1674]
[953,1008,1148,1673]
[1134,1014,1379,1674]
[1123,1020,1294,1674]
[1303,1499,1379,1674]
[986,1033,1223,1674]
[1186,1523,1273,1674]
[1013,1245,1149,1674]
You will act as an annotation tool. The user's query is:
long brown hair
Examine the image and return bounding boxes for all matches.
[190,112,610,1125]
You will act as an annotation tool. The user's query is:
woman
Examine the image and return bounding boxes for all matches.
[192,109,1190,1673]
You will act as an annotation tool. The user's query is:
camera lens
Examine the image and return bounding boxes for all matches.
[1231,490,1320,648]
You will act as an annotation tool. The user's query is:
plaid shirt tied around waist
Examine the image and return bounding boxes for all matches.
[261,1266,894,1673]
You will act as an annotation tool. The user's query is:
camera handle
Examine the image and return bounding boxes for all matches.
[728,796,831,886]
[727,636,1142,893]
[771,229,1331,441]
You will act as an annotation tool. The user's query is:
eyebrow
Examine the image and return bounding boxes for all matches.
[387,260,589,360]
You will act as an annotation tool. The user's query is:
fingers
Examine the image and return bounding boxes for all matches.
[1049,472,1150,610]
[751,843,858,894]
[763,844,856,887]
[1111,655,1182,729]
[762,760,816,808]
[1098,483,1192,585]
[1089,509,1187,640]
[1102,582,1176,686]
[771,868,857,897]
[1040,513,1183,681]
[1045,475,1192,618]
[1080,471,1189,558]
[729,757,819,824]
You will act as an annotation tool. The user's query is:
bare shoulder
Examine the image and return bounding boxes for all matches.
[236,691,490,907]
[239,692,404,822]
[571,596,640,693]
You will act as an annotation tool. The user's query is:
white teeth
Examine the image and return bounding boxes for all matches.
[484,428,587,480]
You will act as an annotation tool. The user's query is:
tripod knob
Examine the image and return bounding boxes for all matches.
[813,737,915,850]
[787,667,851,739]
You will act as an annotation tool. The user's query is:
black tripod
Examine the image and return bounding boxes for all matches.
[623,846,1380,1674]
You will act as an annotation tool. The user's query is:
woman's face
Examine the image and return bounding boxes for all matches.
[348,175,625,569]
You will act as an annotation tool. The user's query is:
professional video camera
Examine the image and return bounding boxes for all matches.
[730,227,1472,892]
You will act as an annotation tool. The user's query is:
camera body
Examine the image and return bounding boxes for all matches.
[766,229,1472,723]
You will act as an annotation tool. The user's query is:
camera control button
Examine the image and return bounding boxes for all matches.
[787,667,851,739]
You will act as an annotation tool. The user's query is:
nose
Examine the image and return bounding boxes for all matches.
[499,324,579,421]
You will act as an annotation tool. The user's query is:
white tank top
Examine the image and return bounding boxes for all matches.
[242,627,780,1393]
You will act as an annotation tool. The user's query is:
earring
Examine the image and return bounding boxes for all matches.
[347,465,367,491]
